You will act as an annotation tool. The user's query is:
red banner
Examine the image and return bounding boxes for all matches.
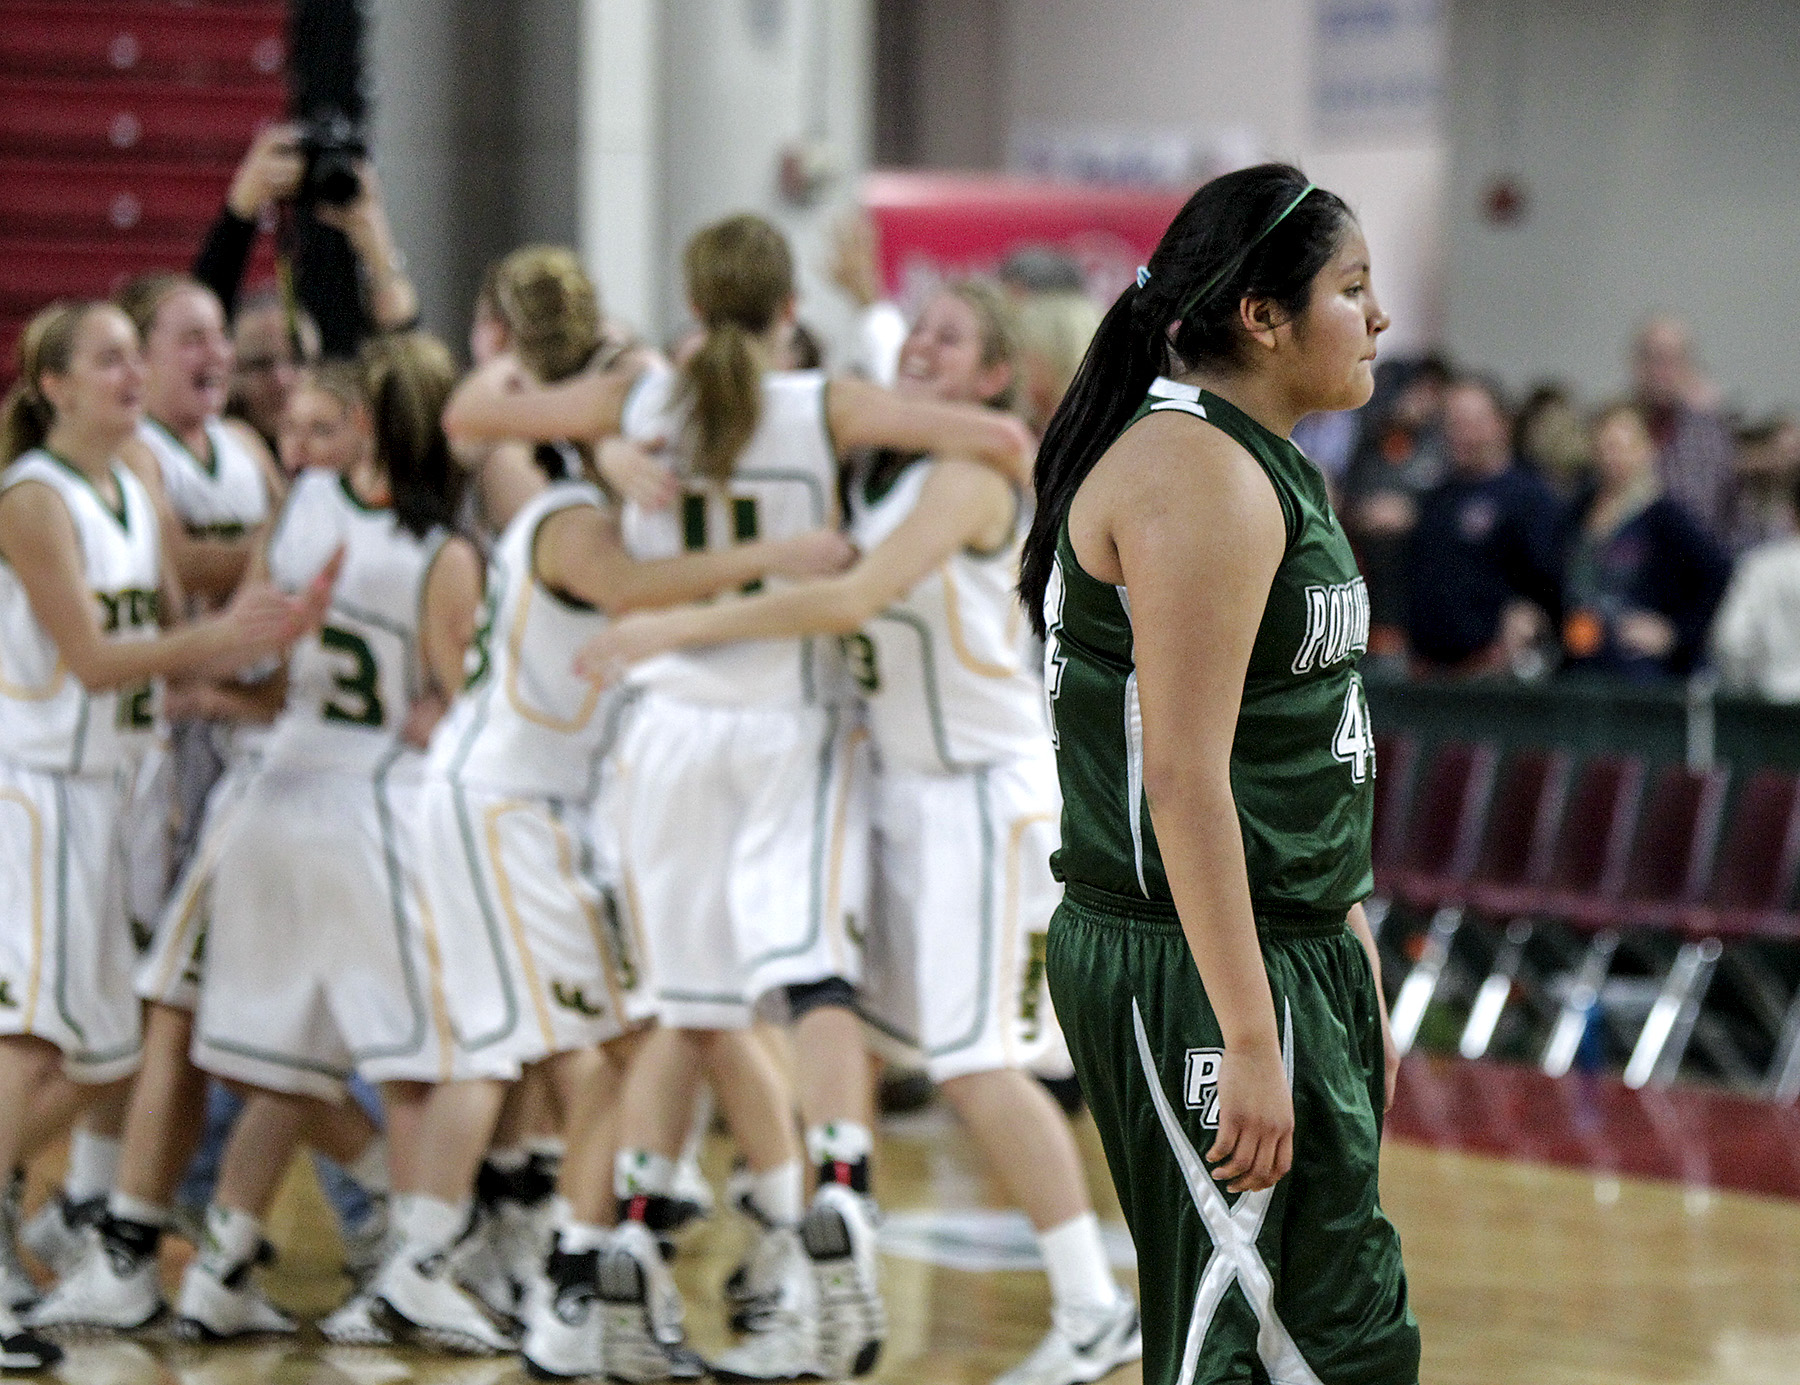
[863,170,1189,309]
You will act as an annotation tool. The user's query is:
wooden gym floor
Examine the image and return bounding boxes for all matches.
[18,1057,1800,1385]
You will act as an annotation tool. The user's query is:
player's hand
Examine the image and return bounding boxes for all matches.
[221,582,310,659]
[227,123,304,220]
[162,679,230,723]
[401,691,448,749]
[1207,1041,1294,1193]
[993,412,1037,482]
[573,615,674,686]
[1617,609,1677,659]
[292,545,346,637]
[768,529,856,580]
[829,211,883,308]
[597,437,679,511]
[315,161,394,252]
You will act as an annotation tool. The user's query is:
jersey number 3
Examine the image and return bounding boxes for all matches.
[321,626,384,728]
[1332,671,1375,784]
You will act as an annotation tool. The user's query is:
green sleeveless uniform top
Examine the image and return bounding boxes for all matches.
[1042,377,1374,924]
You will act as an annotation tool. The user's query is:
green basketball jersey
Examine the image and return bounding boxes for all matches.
[1042,376,1374,922]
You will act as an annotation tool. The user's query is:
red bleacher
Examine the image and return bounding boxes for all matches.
[0,0,285,377]
[0,2,287,83]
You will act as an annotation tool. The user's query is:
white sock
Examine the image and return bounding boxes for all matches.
[485,1145,529,1173]
[747,1160,804,1228]
[107,1191,169,1229]
[804,1120,873,1168]
[198,1204,263,1277]
[614,1149,674,1201]
[679,1089,714,1166]
[63,1129,121,1204]
[558,1221,612,1255]
[396,1194,468,1258]
[346,1138,390,1196]
[526,1136,566,1163]
[1039,1213,1120,1325]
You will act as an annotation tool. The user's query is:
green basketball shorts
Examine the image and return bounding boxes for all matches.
[1047,884,1420,1385]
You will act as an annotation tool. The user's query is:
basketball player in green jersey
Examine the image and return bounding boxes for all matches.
[1018,163,1420,1385]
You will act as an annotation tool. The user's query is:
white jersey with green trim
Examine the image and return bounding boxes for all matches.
[847,457,1048,775]
[428,480,627,800]
[0,450,161,775]
[619,367,844,707]
[136,416,269,538]
[259,469,446,776]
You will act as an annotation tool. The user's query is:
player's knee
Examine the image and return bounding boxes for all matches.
[785,975,857,1020]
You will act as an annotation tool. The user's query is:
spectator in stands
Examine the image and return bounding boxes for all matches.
[1341,355,1451,660]
[829,212,905,386]
[1712,437,1800,700]
[1724,415,1800,553]
[1403,376,1563,677]
[228,288,321,451]
[1632,316,1735,534]
[1514,382,1592,498]
[1013,290,1103,436]
[193,124,418,361]
[1560,401,1732,683]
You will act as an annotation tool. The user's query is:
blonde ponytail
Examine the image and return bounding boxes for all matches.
[488,246,602,385]
[3,301,105,465]
[678,214,794,482]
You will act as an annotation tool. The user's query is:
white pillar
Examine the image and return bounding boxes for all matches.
[578,0,662,336]
[657,0,872,347]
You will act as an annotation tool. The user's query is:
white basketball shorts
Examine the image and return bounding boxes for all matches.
[858,752,1066,1083]
[607,695,871,1030]
[414,774,641,1080]
[189,761,445,1100]
[0,760,141,1082]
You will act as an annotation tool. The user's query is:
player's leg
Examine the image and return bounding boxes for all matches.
[937,1070,1138,1385]
[19,1082,127,1283]
[171,1088,309,1341]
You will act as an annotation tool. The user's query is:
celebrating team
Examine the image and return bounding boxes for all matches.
[0,210,1143,1385]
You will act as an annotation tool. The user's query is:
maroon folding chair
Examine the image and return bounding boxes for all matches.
[1384,740,1498,910]
[1586,764,1732,1088]
[1382,741,1499,1053]
[1673,769,1800,1100]
[1455,748,1574,1059]
[1511,754,1647,1076]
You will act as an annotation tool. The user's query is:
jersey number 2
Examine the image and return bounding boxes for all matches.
[1332,672,1375,784]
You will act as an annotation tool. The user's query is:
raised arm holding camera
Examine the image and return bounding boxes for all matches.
[192,122,419,368]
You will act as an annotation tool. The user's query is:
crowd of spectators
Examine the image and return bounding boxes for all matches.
[1302,318,1799,696]
[55,118,1800,705]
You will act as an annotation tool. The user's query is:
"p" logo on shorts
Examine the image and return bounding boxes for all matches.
[1183,1048,1224,1127]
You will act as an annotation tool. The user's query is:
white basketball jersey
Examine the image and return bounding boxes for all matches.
[259,470,447,776]
[0,451,161,775]
[429,481,626,800]
[137,417,269,537]
[848,459,1048,774]
[620,368,843,706]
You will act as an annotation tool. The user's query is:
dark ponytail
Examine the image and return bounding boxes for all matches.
[360,331,466,539]
[1018,163,1353,636]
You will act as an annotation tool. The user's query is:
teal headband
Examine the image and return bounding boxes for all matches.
[1179,182,1317,320]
